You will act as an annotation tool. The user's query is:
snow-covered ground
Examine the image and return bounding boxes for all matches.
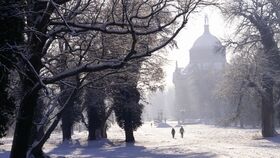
[1,122,280,158]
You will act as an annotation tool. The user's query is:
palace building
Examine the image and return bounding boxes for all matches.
[173,16,226,123]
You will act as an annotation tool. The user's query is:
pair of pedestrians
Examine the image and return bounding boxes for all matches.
[171,126,184,138]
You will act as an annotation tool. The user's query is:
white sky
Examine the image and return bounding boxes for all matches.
[164,7,228,88]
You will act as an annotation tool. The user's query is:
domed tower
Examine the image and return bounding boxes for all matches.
[189,15,226,68]
[173,16,226,123]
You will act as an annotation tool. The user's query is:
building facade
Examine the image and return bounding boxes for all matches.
[173,17,226,123]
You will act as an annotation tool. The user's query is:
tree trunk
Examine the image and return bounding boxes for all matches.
[260,74,278,136]
[88,127,97,140]
[61,99,75,141]
[240,114,245,128]
[60,85,77,141]
[88,123,107,140]
[31,148,45,158]
[10,85,41,158]
[87,107,97,140]
[61,117,73,141]
[261,85,277,137]
[125,127,135,142]
[261,104,276,137]
[29,99,45,144]
[11,55,42,158]
[101,123,107,138]
[86,89,108,140]
[10,1,53,157]
[240,119,244,128]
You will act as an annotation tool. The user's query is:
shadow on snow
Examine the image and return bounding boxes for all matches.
[47,138,216,158]
[0,150,10,158]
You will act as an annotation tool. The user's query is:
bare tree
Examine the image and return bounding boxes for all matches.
[222,0,280,137]
[4,1,217,157]
[216,52,261,127]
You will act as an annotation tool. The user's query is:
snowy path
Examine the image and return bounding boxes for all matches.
[1,122,280,158]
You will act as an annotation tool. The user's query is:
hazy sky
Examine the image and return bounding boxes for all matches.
[147,7,229,118]
[164,7,227,88]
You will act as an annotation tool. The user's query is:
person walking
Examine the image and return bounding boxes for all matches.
[171,128,175,138]
[179,126,185,138]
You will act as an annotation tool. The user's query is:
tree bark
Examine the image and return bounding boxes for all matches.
[261,78,277,137]
[29,98,45,145]
[88,121,107,140]
[88,128,97,140]
[86,94,107,140]
[61,120,73,141]
[261,101,276,137]
[100,123,107,138]
[61,101,75,141]
[87,107,97,140]
[125,127,135,142]
[10,84,41,158]
[10,1,54,157]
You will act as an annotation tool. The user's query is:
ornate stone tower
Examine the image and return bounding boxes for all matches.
[173,16,226,123]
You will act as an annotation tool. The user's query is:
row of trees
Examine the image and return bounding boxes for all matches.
[0,0,215,157]
[218,0,280,136]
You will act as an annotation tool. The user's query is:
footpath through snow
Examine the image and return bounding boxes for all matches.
[1,122,280,158]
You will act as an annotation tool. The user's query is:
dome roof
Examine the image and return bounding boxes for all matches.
[192,30,221,49]
[191,16,222,49]
[188,16,226,65]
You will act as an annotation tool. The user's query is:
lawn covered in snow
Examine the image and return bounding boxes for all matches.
[1,122,280,158]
